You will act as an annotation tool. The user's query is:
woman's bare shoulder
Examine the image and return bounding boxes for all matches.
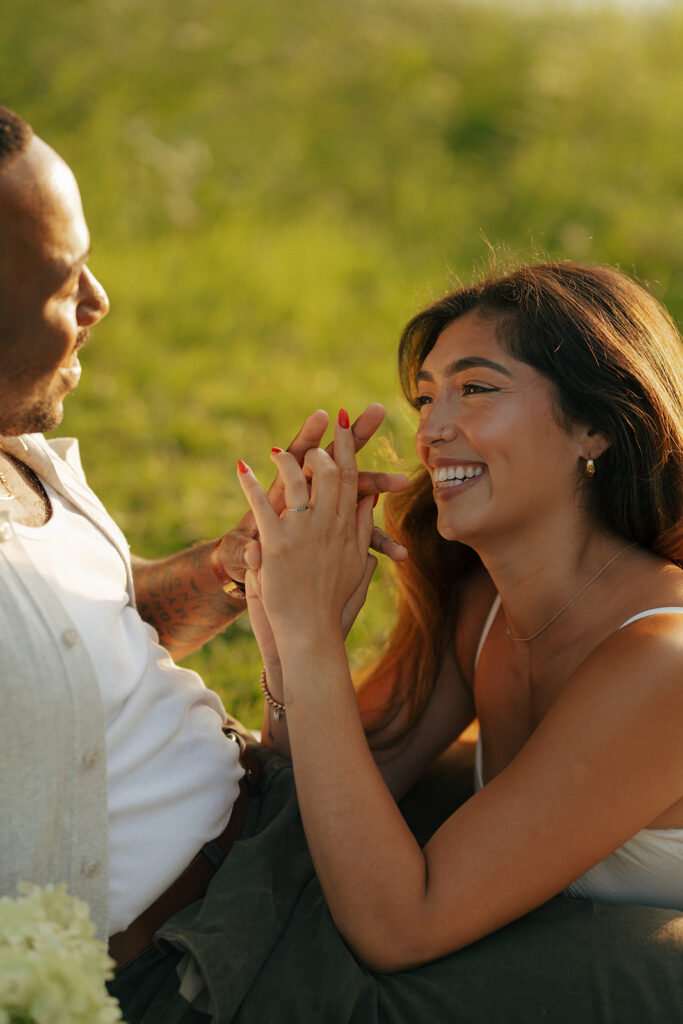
[563,550,683,705]
[614,552,683,623]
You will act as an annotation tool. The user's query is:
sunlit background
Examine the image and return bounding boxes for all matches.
[4,0,682,722]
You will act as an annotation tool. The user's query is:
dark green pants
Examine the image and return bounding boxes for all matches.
[109,746,683,1024]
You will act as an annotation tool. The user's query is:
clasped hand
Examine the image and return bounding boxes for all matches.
[212,404,408,585]
[238,409,379,658]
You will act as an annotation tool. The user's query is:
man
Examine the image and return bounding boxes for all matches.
[3,108,682,1024]
[0,104,405,961]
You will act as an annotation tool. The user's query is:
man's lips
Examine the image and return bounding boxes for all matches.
[59,355,82,389]
[59,330,90,388]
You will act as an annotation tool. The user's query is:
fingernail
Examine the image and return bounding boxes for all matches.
[338,408,350,429]
[237,459,249,475]
[271,447,284,454]
[373,494,379,508]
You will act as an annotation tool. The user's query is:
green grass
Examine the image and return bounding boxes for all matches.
[3,0,682,725]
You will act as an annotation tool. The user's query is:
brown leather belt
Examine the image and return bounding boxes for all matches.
[108,730,260,972]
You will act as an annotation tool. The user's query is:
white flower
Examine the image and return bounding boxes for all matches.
[0,883,124,1024]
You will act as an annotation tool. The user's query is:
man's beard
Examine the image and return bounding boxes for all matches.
[0,389,65,436]
[0,328,90,436]
[21,394,64,433]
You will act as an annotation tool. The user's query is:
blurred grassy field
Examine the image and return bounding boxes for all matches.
[3,0,682,725]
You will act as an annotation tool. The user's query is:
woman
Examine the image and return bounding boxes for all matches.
[155,263,683,1024]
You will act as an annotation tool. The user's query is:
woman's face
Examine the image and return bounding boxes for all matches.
[414,309,590,546]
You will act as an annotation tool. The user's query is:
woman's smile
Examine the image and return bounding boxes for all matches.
[431,461,486,499]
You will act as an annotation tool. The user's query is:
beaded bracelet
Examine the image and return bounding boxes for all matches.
[260,667,286,721]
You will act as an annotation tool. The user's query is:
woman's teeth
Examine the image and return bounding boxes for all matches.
[433,465,484,487]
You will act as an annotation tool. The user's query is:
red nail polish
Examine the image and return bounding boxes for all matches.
[338,408,350,429]
[271,447,284,454]
[373,494,379,508]
[237,459,249,475]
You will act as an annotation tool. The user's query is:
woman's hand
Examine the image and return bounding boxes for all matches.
[247,549,378,672]
[213,404,408,590]
[238,410,376,643]
[244,574,280,671]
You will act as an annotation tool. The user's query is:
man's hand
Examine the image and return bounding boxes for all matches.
[214,404,408,583]
[132,406,408,659]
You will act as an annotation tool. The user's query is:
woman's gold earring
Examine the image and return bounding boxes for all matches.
[585,458,596,477]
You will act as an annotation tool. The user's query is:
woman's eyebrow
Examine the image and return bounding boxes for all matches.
[415,356,513,383]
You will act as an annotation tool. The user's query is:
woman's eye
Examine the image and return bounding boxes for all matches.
[414,394,432,409]
[461,383,495,396]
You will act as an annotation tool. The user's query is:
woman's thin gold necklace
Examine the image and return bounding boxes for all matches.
[506,542,636,642]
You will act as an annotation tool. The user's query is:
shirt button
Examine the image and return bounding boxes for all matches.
[82,860,101,878]
[82,748,100,770]
[0,523,12,542]
[62,628,79,647]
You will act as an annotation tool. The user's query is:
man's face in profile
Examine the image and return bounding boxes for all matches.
[0,135,109,436]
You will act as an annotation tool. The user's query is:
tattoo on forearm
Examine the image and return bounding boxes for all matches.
[134,544,242,658]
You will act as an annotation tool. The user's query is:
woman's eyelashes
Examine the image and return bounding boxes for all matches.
[461,382,498,395]
[413,394,432,409]
[413,382,498,408]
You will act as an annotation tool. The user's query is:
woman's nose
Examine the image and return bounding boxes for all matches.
[77,266,110,326]
[416,410,457,446]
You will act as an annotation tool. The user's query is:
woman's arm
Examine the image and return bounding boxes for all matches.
[276,611,683,972]
[249,556,476,778]
[238,418,683,972]
[255,625,476,790]
[246,454,476,775]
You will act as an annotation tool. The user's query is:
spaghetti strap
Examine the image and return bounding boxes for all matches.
[474,603,683,659]
[473,595,501,792]
[620,607,683,629]
[474,594,502,670]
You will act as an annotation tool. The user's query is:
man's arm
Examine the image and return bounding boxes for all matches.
[131,543,246,660]
[132,404,409,660]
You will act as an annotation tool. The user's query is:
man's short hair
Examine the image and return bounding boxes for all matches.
[0,106,33,172]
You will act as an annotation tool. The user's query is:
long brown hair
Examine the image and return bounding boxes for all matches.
[364,262,683,743]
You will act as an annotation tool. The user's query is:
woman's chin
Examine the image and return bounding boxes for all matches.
[436,511,487,548]
[436,516,468,543]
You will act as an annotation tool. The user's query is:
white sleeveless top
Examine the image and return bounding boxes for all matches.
[473,597,683,910]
